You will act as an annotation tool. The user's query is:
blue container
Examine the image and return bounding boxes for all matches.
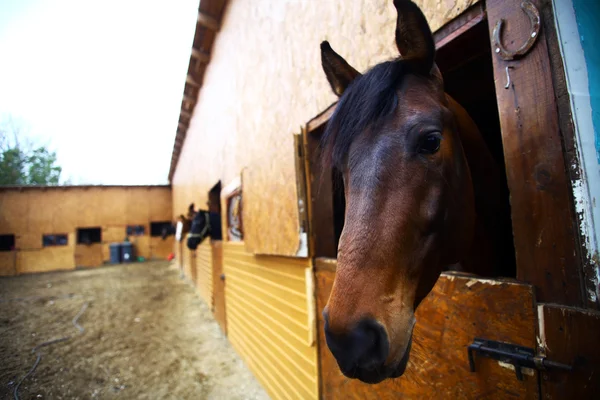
[109,243,122,264]
[121,242,134,263]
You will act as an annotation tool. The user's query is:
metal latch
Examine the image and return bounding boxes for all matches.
[468,338,572,381]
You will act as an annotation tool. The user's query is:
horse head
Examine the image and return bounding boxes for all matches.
[319,0,480,383]
[187,210,211,250]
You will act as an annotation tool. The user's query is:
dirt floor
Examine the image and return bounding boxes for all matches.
[0,261,270,400]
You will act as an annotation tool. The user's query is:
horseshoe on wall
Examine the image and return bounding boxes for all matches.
[492,1,541,61]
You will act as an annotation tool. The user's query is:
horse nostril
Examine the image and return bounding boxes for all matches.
[324,318,389,372]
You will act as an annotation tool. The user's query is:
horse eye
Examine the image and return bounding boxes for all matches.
[419,133,442,154]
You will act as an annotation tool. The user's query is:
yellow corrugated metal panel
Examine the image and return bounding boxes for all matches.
[0,252,16,276]
[182,242,195,281]
[223,242,318,400]
[195,240,213,307]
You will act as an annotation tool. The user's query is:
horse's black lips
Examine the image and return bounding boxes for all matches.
[389,336,412,378]
[340,337,413,384]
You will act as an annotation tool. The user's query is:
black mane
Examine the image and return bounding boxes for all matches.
[321,59,408,169]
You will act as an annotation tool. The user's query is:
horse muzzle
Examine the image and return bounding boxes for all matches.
[186,236,201,250]
[338,336,412,384]
[323,311,414,384]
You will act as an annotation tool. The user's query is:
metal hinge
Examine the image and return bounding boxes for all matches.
[468,338,572,381]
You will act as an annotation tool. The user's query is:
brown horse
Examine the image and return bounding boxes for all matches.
[319,0,509,384]
[161,203,197,240]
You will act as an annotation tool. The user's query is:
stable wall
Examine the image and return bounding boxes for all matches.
[222,242,317,400]
[171,0,479,256]
[195,240,213,306]
[169,1,484,398]
[0,186,173,275]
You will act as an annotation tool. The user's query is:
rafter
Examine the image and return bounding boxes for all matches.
[197,12,220,31]
[191,48,210,63]
[183,94,197,106]
[186,75,200,88]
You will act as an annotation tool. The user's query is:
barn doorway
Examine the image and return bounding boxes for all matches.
[208,181,223,240]
[76,227,101,245]
[304,6,516,278]
[0,234,15,251]
[150,221,173,237]
[435,13,516,278]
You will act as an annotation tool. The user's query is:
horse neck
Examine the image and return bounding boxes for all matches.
[446,95,506,277]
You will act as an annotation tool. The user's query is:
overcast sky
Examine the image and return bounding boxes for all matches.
[0,0,198,185]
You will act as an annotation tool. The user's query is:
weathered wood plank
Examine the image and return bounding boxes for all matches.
[212,241,227,334]
[316,261,539,399]
[305,123,337,259]
[486,0,582,305]
[306,102,337,134]
[74,243,104,268]
[538,304,600,399]
[434,2,486,50]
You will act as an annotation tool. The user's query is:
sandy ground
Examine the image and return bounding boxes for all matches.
[0,261,270,400]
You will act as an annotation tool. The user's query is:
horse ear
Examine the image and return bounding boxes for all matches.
[393,0,435,74]
[320,41,361,97]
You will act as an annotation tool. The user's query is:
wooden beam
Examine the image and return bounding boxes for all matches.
[434,3,485,50]
[307,102,337,134]
[186,74,200,88]
[197,12,220,31]
[178,122,188,132]
[180,110,191,120]
[191,48,210,63]
[183,94,196,106]
[539,304,600,398]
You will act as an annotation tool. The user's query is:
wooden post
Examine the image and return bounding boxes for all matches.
[486,0,583,306]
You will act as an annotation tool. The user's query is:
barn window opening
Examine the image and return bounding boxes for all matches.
[304,113,345,259]
[208,181,223,240]
[435,15,516,278]
[0,234,15,251]
[126,225,145,236]
[77,227,101,244]
[43,234,68,247]
[151,221,173,237]
[305,10,516,278]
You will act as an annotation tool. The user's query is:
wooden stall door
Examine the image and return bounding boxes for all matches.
[74,244,104,268]
[211,241,227,334]
[484,1,600,393]
[538,305,600,398]
[0,251,17,276]
[315,259,540,399]
[486,0,582,306]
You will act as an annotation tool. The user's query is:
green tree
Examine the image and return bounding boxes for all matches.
[26,147,62,185]
[0,118,62,185]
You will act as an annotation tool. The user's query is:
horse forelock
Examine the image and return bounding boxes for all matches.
[321,59,409,171]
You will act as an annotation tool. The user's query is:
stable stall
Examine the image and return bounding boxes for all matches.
[169,0,599,398]
[0,185,174,275]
